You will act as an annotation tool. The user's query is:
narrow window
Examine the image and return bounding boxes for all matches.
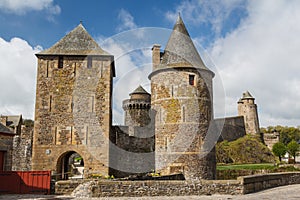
[46,61,49,77]
[86,126,89,145]
[171,85,174,97]
[100,61,103,78]
[71,97,74,112]
[87,56,92,68]
[54,127,57,144]
[74,63,77,77]
[49,95,52,112]
[58,56,63,68]
[91,96,95,112]
[189,74,195,86]
[182,106,186,122]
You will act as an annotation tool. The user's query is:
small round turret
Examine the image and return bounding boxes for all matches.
[122,86,151,127]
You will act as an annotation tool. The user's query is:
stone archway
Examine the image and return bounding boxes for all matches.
[56,151,84,180]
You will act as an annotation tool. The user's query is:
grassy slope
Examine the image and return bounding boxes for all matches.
[216,135,275,164]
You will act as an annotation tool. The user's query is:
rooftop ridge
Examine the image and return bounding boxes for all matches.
[37,23,110,56]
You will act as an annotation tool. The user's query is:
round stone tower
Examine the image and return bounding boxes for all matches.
[238,91,260,135]
[122,85,151,128]
[149,15,216,180]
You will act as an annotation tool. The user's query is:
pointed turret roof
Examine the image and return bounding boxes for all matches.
[37,23,110,56]
[160,14,210,71]
[242,91,255,100]
[130,85,150,95]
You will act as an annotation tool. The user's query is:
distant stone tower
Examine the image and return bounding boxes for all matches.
[123,85,151,129]
[149,15,216,180]
[238,91,260,135]
[32,23,115,179]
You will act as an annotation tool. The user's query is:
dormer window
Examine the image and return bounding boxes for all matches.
[189,74,195,86]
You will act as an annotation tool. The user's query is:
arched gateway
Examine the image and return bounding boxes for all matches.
[56,151,84,180]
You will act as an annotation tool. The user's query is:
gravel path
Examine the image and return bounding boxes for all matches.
[1,184,300,200]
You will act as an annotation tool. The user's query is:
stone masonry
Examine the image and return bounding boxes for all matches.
[11,125,33,171]
[238,91,260,135]
[30,15,252,182]
[32,23,115,178]
[149,15,216,180]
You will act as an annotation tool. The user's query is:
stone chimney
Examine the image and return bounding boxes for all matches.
[152,44,161,71]
[0,116,7,126]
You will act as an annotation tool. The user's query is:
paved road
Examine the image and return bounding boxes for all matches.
[1,184,300,200]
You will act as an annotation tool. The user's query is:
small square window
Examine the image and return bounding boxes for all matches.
[189,74,195,86]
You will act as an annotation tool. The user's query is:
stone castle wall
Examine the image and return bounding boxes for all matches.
[215,116,246,142]
[110,125,155,177]
[32,55,114,176]
[12,125,33,171]
[263,132,279,150]
[150,68,215,180]
[0,134,14,171]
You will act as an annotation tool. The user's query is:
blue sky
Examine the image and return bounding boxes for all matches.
[0,0,246,48]
[0,0,300,127]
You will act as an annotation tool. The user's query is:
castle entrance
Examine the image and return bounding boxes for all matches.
[56,151,84,180]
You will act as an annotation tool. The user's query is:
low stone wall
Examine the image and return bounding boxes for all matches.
[55,172,300,197]
[56,179,242,197]
[239,172,300,194]
[55,179,87,195]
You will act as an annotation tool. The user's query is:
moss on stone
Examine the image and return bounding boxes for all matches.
[216,135,275,164]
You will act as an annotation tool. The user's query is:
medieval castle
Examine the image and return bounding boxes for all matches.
[0,15,263,181]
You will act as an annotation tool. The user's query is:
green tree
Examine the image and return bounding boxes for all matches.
[272,142,287,162]
[287,140,300,161]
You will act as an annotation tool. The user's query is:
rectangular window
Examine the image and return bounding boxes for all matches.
[46,61,49,77]
[87,56,92,68]
[49,95,52,112]
[189,74,195,86]
[58,56,63,68]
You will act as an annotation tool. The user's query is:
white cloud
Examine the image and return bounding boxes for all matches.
[100,37,152,125]
[0,0,61,15]
[117,9,138,31]
[165,0,246,37]
[99,27,172,125]
[0,37,39,119]
[208,0,300,127]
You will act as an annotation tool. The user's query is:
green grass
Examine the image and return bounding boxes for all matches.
[217,163,276,171]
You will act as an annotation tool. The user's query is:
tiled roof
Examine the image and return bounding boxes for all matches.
[37,23,111,56]
[0,123,14,135]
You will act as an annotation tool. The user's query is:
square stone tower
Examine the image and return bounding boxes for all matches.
[32,23,115,179]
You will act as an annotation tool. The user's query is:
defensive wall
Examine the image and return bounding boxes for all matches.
[215,116,246,142]
[55,172,300,197]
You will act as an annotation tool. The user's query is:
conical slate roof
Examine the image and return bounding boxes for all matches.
[37,23,110,56]
[160,14,210,71]
[130,85,150,95]
[242,91,254,99]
